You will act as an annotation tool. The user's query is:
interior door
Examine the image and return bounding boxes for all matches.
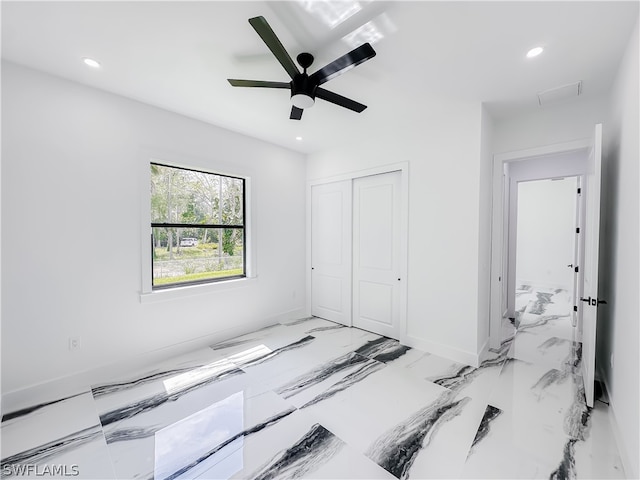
[311,181,352,326]
[571,177,583,328]
[580,123,603,407]
[352,171,401,339]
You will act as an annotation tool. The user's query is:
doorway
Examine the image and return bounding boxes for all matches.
[508,176,580,367]
[514,176,578,319]
[491,144,590,344]
[489,124,603,407]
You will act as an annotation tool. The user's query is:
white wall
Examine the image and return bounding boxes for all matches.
[1,62,307,396]
[599,19,639,479]
[493,95,609,155]
[516,178,577,290]
[307,91,484,365]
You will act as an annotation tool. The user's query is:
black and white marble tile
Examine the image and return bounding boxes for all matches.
[208,320,328,362]
[277,317,348,342]
[293,363,457,473]
[225,334,316,369]
[159,393,299,479]
[462,359,577,477]
[1,392,87,424]
[517,286,573,317]
[568,401,625,479]
[247,422,344,479]
[104,390,298,479]
[507,289,580,373]
[94,356,247,428]
[508,331,580,371]
[90,346,227,405]
[375,350,508,478]
[271,337,411,403]
[352,336,412,363]
[467,404,502,456]
[460,400,559,478]
[517,313,574,339]
[1,301,624,480]
[276,352,385,408]
[365,389,473,479]
[244,421,391,480]
[460,352,623,479]
[237,328,387,399]
[0,393,115,479]
[528,291,555,315]
[209,323,290,353]
[461,397,624,479]
[189,408,395,480]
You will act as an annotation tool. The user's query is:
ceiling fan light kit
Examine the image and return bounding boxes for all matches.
[227,16,376,120]
[291,93,315,109]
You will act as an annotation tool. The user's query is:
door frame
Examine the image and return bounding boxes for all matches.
[306,162,409,341]
[489,140,591,349]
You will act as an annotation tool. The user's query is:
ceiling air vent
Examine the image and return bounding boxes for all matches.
[537,81,582,106]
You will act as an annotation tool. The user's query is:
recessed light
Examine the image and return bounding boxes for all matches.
[83,57,101,68]
[526,47,544,58]
[296,136,303,141]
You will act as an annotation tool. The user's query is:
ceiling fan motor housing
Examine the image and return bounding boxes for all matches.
[291,74,317,108]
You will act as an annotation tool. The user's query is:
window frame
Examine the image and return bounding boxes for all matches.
[149,161,247,291]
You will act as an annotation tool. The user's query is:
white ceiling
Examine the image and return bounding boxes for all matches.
[2,1,638,154]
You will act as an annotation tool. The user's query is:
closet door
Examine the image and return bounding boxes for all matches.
[310,180,352,326]
[352,171,401,339]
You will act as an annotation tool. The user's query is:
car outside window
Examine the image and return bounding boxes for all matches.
[150,163,245,289]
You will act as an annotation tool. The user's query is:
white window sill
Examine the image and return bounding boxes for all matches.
[139,276,257,304]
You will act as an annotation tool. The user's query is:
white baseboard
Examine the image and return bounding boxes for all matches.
[477,337,490,364]
[402,335,480,367]
[601,370,636,479]
[1,307,306,416]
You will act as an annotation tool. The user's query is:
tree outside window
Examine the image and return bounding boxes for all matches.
[150,163,245,288]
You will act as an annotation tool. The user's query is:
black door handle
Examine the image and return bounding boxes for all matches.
[580,296,607,306]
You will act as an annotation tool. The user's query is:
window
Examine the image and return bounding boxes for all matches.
[150,163,245,289]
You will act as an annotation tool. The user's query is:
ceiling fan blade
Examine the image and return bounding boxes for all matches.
[309,43,376,86]
[290,106,303,120]
[316,88,367,113]
[228,79,290,89]
[248,16,300,80]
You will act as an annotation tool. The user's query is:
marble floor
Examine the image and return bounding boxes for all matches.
[1,287,626,479]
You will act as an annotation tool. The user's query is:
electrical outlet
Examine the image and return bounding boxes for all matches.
[69,336,81,351]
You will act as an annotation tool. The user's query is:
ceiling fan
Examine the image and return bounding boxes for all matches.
[228,16,376,120]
